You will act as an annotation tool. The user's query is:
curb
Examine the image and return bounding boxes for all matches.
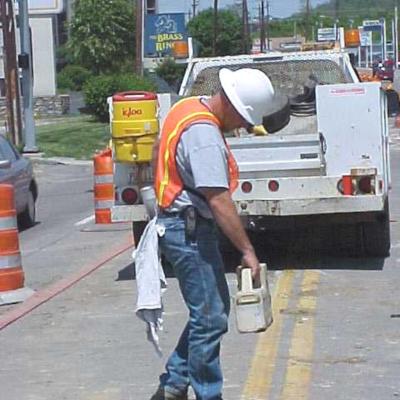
[26,155,92,166]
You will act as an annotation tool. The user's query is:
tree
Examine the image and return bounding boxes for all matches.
[155,58,186,92]
[187,8,247,57]
[68,0,135,74]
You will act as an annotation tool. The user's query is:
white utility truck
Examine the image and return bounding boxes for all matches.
[110,50,391,257]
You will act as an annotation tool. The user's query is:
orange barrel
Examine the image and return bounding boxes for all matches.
[111,91,158,163]
[172,40,189,59]
[93,148,114,224]
[345,29,360,48]
[0,184,24,292]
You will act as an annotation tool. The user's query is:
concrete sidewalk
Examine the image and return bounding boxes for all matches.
[0,246,258,400]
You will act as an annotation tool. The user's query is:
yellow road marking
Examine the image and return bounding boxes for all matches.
[241,269,295,400]
[279,270,320,400]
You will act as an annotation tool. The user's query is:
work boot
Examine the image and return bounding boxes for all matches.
[150,386,188,400]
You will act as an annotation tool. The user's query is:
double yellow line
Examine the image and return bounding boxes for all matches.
[241,269,320,400]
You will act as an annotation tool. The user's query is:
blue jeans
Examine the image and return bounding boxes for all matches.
[158,215,230,400]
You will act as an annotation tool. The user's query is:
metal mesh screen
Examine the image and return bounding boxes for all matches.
[188,59,348,98]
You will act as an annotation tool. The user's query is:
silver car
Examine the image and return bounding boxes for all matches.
[0,135,38,228]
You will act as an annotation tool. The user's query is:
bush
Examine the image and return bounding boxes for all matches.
[57,65,92,91]
[57,71,74,91]
[83,73,156,122]
[156,58,186,92]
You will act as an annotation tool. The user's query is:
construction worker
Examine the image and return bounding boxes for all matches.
[152,68,275,400]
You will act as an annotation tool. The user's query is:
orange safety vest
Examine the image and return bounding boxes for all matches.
[155,97,239,208]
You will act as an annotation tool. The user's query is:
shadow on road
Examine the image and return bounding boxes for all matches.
[116,240,386,282]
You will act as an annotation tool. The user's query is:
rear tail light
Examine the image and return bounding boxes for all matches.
[241,181,253,193]
[358,176,373,194]
[338,171,376,196]
[121,187,138,204]
[268,180,279,192]
[342,175,353,195]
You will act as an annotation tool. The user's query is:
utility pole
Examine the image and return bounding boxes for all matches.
[305,0,311,41]
[266,0,270,50]
[18,0,37,152]
[259,1,266,52]
[0,0,22,146]
[334,0,339,21]
[192,0,199,19]
[135,0,143,76]
[213,0,218,56]
[242,0,249,53]
[395,5,399,69]
[334,0,340,40]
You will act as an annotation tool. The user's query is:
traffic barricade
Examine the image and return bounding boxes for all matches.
[0,184,34,305]
[94,148,115,224]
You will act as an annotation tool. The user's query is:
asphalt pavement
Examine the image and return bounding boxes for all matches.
[1,125,400,399]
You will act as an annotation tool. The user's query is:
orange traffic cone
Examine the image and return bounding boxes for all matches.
[0,185,34,305]
[93,148,115,224]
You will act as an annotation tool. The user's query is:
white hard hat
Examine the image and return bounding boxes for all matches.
[219,68,275,126]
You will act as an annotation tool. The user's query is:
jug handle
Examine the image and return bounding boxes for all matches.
[237,267,253,293]
[259,263,267,289]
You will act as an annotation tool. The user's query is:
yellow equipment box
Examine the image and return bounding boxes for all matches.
[111,91,158,163]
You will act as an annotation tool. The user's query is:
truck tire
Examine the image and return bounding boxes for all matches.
[362,200,391,257]
[132,221,147,247]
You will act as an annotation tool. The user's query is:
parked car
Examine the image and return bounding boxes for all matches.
[0,135,38,228]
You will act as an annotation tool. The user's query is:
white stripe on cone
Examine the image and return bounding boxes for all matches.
[0,254,22,269]
[94,175,113,184]
[0,216,18,230]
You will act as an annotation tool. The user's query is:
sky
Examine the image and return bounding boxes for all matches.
[160,0,330,19]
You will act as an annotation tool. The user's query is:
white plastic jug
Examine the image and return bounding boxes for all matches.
[140,186,157,218]
[234,263,273,333]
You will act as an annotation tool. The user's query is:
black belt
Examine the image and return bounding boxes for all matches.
[158,207,212,222]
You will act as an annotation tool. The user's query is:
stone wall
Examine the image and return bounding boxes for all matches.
[0,94,70,121]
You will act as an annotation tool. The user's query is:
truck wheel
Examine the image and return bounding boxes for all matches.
[132,221,147,247]
[362,200,391,257]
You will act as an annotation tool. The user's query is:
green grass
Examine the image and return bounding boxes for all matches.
[36,116,110,159]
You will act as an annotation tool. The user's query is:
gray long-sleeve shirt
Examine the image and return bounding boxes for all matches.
[166,122,230,219]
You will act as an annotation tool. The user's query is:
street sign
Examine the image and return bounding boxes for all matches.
[360,29,372,47]
[317,28,337,42]
[144,13,187,57]
[363,20,382,32]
